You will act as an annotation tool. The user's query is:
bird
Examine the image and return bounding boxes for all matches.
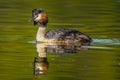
[32,8,92,45]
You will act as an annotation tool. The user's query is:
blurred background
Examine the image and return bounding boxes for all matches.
[0,0,120,80]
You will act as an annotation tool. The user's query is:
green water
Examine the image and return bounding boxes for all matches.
[0,0,120,80]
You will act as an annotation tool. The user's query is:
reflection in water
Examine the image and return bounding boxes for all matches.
[28,39,120,45]
[93,39,120,45]
[34,57,49,75]
[33,42,88,75]
[28,38,120,51]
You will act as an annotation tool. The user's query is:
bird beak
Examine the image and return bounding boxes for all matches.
[28,18,37,26]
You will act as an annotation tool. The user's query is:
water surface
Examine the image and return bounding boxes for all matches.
[0,0,120,80]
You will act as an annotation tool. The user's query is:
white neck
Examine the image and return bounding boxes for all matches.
[36,43,47,58]
[36,24,46,41]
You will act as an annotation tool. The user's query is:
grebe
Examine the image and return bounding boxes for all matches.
[32,8,92,45]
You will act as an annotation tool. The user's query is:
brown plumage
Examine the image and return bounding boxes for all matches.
[45,28,92,45]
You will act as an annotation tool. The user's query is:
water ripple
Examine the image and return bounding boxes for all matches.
[93,38,120,45]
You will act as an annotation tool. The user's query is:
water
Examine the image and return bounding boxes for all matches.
[0,0,120,80]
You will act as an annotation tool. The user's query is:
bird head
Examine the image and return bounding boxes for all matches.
[32,8,48,26]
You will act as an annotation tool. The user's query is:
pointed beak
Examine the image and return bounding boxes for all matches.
[32,15,38,25]
[28,18,37,26]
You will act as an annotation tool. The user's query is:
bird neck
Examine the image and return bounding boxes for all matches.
[36,24,46,41]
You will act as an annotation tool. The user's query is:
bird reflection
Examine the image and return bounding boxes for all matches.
[33,42,88,75]
[34,57,49,75]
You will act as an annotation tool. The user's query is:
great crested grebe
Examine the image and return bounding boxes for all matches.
[32,8,92,45]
